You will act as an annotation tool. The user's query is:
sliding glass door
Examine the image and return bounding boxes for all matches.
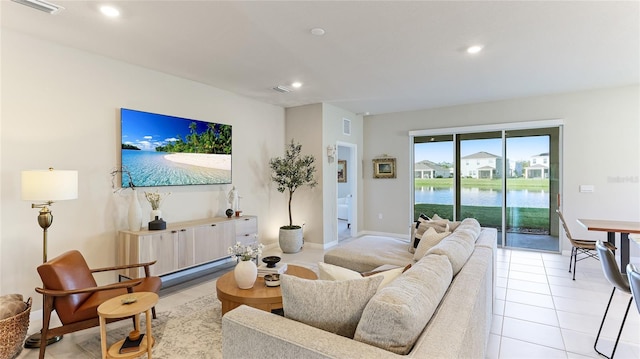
[504,128,560,251]
[413,135,454,219]
[412,123,561,252]
[459,132,503,243]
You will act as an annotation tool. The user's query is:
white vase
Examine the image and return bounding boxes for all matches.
[150,209,162,221]
[234,260,257,289]
[128,190,143,231]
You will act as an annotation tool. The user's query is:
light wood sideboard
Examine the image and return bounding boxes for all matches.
[118,216,258,278]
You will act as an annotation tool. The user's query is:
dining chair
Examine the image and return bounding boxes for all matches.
[627,263,640,315]
[594,241,633,359]
[556,209,616,280]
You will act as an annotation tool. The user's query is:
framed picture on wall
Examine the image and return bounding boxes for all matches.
[337,160,347,183]
[373,157,396,179]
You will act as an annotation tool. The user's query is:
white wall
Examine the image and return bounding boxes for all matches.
[0,30,286,303]
[284,104,324,246]
[364,86,640,257]
[321,104,363,246]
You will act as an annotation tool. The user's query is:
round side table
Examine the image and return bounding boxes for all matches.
[97,292,159,359]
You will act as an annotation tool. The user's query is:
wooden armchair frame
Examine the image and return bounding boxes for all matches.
[35,252,160,359]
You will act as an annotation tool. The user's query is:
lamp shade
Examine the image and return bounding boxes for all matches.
[21,169,78,201]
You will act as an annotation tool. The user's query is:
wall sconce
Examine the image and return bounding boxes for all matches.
[327,145,336,162]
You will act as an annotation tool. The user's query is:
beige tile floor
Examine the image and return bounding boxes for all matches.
[16,242,640,359]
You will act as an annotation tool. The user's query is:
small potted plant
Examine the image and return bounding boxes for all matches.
[269,139,317,253]
[228,241,264,289]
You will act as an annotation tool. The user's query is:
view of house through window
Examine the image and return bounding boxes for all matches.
[413,126,560,252]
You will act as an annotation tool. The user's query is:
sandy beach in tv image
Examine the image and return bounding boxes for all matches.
[164,153,231,171]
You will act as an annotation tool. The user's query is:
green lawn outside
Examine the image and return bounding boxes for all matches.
[415,178,549,190]
[413,178,550,231]
[414,204,550,230]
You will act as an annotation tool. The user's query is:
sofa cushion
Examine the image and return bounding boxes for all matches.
[324,235,414,273]
[456,217,481,237]
[426,228,475,275]
[281,274,383,338]
[318,262,408,288]
[0,294,27,320]
[413,227,451,260]
[354,254,453,355]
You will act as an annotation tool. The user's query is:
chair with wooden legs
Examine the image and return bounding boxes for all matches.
[35,250,162,359]
[594,241,633,359]
[556,209,616,280]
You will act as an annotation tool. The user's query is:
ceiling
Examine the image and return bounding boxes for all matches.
[2,1,638,115]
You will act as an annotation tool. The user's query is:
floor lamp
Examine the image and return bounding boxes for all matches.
[21,168,78,348]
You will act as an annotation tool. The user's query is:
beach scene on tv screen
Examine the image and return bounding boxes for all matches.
[121,108,232,187]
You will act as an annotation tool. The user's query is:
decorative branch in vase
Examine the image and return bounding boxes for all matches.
[110,166,143,231]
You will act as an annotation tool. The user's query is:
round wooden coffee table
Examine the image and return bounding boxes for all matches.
[216,264,317,315]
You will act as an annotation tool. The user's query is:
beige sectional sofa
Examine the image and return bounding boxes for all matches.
[222,219,497,359]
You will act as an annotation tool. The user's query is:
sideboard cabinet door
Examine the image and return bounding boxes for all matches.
[118,216,258,279]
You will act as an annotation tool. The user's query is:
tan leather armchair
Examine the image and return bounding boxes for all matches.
[35,250,162,359]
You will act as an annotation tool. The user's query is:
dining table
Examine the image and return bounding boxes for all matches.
[577,218,640,274]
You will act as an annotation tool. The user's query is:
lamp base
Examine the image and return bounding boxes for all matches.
[24,332,63,349]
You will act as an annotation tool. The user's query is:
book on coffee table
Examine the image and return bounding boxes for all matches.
[257,262,287,277]
[119,333,144,354]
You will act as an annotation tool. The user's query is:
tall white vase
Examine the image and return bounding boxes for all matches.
[234,260,258,289]
[128,190,143,231]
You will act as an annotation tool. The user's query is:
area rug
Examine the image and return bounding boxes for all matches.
[77,295,222,358]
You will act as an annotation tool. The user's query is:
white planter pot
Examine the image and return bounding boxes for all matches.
[279,227,303,253]
[127,190,142,231]
[234,260,258,289]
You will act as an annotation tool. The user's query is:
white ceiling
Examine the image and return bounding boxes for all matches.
[2,0,638,115]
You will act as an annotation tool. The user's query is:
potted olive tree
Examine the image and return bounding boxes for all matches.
[269,139,317,253]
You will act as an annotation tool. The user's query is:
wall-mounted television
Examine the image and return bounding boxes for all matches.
[120,108,232,187]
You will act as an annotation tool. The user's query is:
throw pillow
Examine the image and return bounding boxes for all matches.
[411,217,450,252]
[319,262,410,289]
[318,262,362,281]
[0,294,26,320]
[354,254,453,355]
[413,227,451,261]
[281,274,383,338]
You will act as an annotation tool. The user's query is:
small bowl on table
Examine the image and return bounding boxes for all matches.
[264,274,281,287]
[262,256,281,268]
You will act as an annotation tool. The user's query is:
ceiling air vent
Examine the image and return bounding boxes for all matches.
[11,0,64,14]
[343,118,352,136]
[272,85,291,93]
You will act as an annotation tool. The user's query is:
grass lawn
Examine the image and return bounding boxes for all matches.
[415,178,549,190]
[414,178,550,230]
[414,204,550,230]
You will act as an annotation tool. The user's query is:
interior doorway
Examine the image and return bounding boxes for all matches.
[337,142,357,241]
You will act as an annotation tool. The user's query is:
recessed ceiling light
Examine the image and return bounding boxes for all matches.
[310,28,325,36]
[100,5,120,18]
[466,45,483,54]
[291,82,302,89]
